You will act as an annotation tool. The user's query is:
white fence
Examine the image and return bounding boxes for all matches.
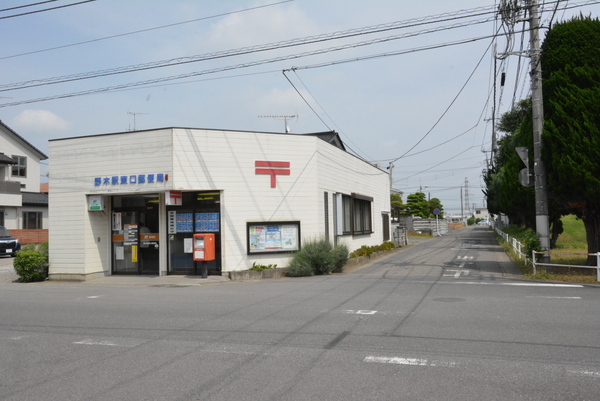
[532,251,600,281]
[495,227,600,281]
[494,227,528,263]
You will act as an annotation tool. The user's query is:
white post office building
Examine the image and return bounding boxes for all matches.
[48,128,391,281]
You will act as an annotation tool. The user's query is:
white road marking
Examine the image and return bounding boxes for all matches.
[87,296,102,299]
[444,269,470,278]
[526,296,582,299]
[74,339,128,347]
[342,310,377,315]
[568,369,600,378]
[456,256,473,260]
[364,356,456,367]
[446,282,583,287]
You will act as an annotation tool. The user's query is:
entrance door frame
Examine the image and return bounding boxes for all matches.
[110,193,163,275]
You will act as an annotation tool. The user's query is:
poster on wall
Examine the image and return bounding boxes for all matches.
[247,221,300,254]
[195,213,220,232]
[176,213,194,233]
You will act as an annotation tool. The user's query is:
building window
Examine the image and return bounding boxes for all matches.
[23,212,42,229]
[11,156,26,177]
[0,211,4,226]
[339,193,373,235]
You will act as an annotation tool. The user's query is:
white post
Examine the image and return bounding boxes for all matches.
[532,250,537,275]
[597,252,600,282]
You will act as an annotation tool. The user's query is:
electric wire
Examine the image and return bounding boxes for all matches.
[0,0,57,12]
[0,0,95,20]
[384,26,501,165]
[1,16,496,92]
[0,0,295,61]
[284,69,376,161]
[0,29,512,108]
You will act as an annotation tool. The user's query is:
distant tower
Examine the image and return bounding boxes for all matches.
[464,177,471,215]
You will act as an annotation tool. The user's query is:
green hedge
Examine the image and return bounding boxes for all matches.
[349,241,396,258]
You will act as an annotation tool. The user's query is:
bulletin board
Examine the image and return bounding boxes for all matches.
[247,221,300,254]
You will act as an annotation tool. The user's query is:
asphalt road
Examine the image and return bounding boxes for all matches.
[1,226,599,400]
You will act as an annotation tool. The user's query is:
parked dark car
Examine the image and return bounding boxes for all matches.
[0,226,21,257]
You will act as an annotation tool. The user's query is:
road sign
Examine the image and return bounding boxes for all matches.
[433,208,441,215]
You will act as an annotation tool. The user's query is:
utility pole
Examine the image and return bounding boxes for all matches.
[460,187,464,224]
[498,0,550,257]
[528,0,551,255]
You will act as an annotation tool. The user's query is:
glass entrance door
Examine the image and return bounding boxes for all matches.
[111,195,160,275]
[112,211,140,273]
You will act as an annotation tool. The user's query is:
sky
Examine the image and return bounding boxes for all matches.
[2,0,599,214]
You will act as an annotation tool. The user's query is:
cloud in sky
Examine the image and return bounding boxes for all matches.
[11,110,71,134]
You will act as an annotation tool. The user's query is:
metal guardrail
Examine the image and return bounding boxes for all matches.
[532,251,600,281]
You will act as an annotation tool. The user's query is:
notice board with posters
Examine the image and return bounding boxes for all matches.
[247,221,300,254]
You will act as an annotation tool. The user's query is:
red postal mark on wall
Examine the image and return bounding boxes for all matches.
[255,161,290,188]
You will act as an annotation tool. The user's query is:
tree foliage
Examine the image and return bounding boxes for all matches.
[483,101,536,229]
[404,192,444,218]
[541,16,600,262]
[404,192,429,218]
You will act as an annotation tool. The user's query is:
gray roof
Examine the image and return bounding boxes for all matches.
[21,192,48,206]
[302,131,346,151]
[0,153,16,165]
[0,120,48,160]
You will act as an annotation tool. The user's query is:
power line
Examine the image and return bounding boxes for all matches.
[385,26,502,165]
[0,29,510,108]
[1,15,496,92]
[0,0,295,60]
[0,0,95,20]
[0,0,57,12]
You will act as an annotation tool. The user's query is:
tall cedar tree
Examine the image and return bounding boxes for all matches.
[541,16,600,264]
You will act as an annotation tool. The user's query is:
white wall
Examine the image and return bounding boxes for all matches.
[172,129,321,271]
[49,128,390,277]
[49,129,174,278]
[0,131,42,192]
[315,141,390,252]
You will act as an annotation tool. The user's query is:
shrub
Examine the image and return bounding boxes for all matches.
[13,242,49,283]
[286,252,316,277]
[523,230,543,261]
[350,245,373,258]
[286,237,350,277]
[301,237,336,275]
[349,241,397,258]
[332,243,349,273]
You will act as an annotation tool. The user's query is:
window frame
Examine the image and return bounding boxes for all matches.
[339,193,373,236]
[23,211,43,229]
[11,155,27,178]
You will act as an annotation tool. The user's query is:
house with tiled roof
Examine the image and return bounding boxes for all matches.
[0,120,48,244]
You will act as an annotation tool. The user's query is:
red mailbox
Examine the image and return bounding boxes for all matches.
[193,233,215,261]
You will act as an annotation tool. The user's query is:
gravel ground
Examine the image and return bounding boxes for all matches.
[0,256,18,283]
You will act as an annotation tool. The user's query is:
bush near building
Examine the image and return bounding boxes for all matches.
[286,237,349,277]
[13,242,48,283]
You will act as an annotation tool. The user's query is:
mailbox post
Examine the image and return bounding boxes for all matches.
[193,233,215,278]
